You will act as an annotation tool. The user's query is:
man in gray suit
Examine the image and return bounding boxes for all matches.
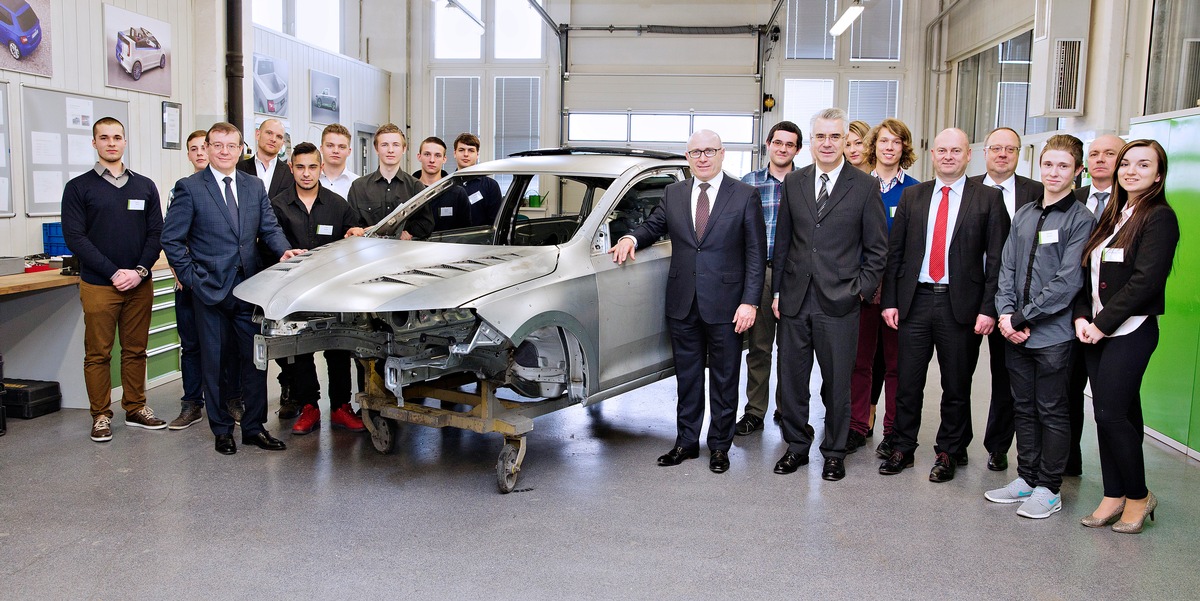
[610,129,766,474]
[771,108,889,481]
[162,122,303,455]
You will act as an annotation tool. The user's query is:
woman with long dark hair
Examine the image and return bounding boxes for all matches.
[1073,139,1179,533]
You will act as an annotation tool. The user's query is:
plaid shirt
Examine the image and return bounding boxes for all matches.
[873,167,907,194]
[741,164,793,260]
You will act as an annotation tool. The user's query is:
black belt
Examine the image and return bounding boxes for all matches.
[917,283,949,293]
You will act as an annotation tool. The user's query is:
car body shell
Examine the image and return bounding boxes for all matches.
[234,151,688,405]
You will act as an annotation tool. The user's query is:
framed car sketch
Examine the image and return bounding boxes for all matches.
[103,4,171,96]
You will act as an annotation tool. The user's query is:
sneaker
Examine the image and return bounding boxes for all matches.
[227,398,245,425]
[330,404,366,432]
[985,477,1034,504]
[91,415,113,442]
[125,407,167,430]
[1016,486,1062,519]
[169,405,204,430]
[292,405,321,435]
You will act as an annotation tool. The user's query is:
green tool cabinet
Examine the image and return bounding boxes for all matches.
[107,269,181,389]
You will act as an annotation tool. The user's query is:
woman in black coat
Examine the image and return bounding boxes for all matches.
[1073,139,1179,534]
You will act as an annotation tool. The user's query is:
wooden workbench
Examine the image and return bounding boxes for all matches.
[0,270,80,297]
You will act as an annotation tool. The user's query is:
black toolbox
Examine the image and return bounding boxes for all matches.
[2,378,62,419]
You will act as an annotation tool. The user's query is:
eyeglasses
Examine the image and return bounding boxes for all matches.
[812,134,844,143]
[685,148,723,159]
[987,145,1019,154]
[207,142,239,151]
[933,147,966,156]
[769,139,798,150]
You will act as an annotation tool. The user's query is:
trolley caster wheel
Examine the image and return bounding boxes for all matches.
[364,409,398,455]
[496,442,523,493]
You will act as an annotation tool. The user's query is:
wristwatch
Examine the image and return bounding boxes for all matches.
[134,265,150,278]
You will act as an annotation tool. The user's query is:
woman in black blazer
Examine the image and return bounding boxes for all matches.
[1073,139,1179,533]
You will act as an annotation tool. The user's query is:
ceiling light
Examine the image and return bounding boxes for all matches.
[829,0,864,37]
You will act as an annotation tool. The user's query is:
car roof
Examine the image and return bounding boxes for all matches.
[457,153,686,178]
[0,0,28,12]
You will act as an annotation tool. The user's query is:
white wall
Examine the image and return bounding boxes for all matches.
[0,0,196,258]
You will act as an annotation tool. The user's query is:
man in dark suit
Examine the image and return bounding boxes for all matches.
[879,127,1010,482]
[609,129,766,474]
[162,122,303,455]
[771,108,889,481]
[237,118,294,200]
[971,126,1044,473]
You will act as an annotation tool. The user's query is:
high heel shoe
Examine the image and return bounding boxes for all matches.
[1112,491,1158,534]
[1080,501,1125,528]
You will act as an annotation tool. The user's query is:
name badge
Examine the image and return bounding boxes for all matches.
[440,207,454,217]
[1038,229,1059,245]
[128,198,146,211]
[468,191,483,204]
[1102,248,1124,262]
[889,206,897,218]
[317,225,333,236]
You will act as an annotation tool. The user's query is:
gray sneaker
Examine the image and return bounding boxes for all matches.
[985,477,1034,504]
[168,405,204,430]
[1017,486,1062,519]
[125,407,167,430]
[90,415,113,442]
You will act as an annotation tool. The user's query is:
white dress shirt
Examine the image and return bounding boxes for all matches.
[691,171,726,230]
[1085,185,1112,217]
[320,167,358,199]
[209,165,239,208]
[918,175,966,284]
[1089,203,1148,337]
[982,173,1016,218]
[254,155,279,192]
[814,159,845,201]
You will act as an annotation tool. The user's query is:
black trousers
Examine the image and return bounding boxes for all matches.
[323,349,354,410]
[278,353,321,408]
[891,288,981,456]
[1008,340,1073,493]
[1085,319,1158,500]
[192,280,267,437]
[666,298,742,453]
[776,290,859,459]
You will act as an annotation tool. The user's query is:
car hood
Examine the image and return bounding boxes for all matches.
[235,236,559,320]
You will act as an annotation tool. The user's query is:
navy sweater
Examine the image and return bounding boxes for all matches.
[62,169,163,286]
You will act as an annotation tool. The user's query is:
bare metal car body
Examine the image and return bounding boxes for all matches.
[234,149,688,408]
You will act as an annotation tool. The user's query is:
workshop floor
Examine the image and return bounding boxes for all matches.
[2,346,1198,600]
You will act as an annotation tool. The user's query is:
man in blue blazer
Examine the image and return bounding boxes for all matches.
[610,130,766,474]
[162,122,302,455]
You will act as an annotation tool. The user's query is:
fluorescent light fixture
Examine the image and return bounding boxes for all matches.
[829,0,865,37]
[433,0,484,30]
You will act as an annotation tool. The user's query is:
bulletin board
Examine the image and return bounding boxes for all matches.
[20,86,129,216]
[0,82,13,218]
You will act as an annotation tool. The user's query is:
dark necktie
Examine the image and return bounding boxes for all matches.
[929,186,950,282]
[816,173,830,218]
[1093,191,1109,218]
[223,176,239,234]
[695,182,711,239]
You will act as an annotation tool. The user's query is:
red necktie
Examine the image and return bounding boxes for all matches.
[929,186,950,282]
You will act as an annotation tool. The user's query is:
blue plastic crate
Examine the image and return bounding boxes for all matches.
[43,222,70,256]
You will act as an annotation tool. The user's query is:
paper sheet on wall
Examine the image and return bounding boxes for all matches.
[0,134,7,168]
[0,177,9,213]
[67,135,94,166]
[30,132,62,165]
[66,98,94,130]
[32,171,64,207]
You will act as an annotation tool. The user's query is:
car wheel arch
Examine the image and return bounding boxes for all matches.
[505,313,597,404]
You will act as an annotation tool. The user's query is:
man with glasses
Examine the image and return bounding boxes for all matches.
[771,108,888,481]
[734,120,802,436]
[971,127,1045,472]
[879,128,1009,482]
[609,130,766,474]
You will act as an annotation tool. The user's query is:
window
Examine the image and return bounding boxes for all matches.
[435,77,481,160]
[847,80,899,125]
[494,77,541,189]
[495,0,543,59]
[253,0,284,32]
[786,0,837,60]
[433,0,484,59]
[565,113,756,177]
[295,0,341,54]
[849,0,902,61]
[568,114,628,142]
[782,78,835,167]
[954,31,1059,141]
[1146,0,1200,114]
[631,115,691,143]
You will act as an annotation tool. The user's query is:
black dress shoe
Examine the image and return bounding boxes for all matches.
[243,430,287,451]
[657,446,699,466]
[774,451,808,474]
[215,434,237,455]
[822,457,846,481]
[878,449,913,475]
[277,405,302,420]
[875,435,894,459]
[772,409,782,423]
[734,414,764,436]
[710,450,730,473]
[929,452,957,482]
[953,450,969,466]
[846,430,867,454]
[987,451,1008,471]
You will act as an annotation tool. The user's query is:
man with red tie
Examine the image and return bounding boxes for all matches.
[878,128,1010,482]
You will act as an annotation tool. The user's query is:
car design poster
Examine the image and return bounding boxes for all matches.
[253,53,290,119]
[0,0,50,77]
[310,69,340,125]
[103,4,171,96]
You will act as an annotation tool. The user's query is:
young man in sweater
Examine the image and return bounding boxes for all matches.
[62,117,166,442]
[987,134,1095,518]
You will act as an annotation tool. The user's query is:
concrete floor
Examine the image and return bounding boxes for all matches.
[1,347,1198,600]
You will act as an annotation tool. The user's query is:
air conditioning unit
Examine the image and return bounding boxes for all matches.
[1178,39,1200,110]
[1029,0,1089,117]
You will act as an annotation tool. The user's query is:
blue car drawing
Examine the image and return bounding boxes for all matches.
[0,0,41,61]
